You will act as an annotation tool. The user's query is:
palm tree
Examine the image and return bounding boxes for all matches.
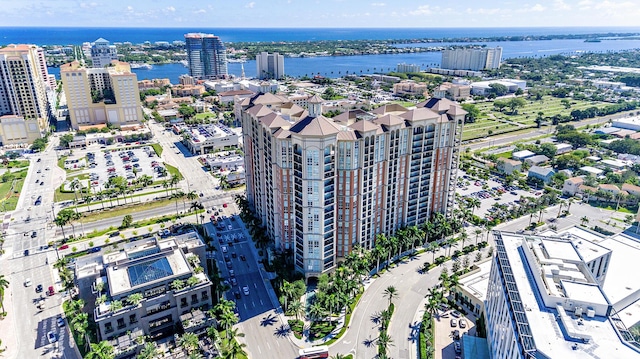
[137,342,158,359]
[85,340,115,359]
[177,332,199,354]
[308,302,326,322]
[288,299,304,320]
[377,331,394,357]
[581,216,589,226]
[206,326,221,346]
[126,293,143,306]
[458,231,468,250]
[221,334,247,359]
[0,275,8,314]
[220,311,239,339]
[383,286,398,307]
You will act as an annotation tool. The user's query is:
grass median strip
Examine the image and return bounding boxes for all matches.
[79,197,178,223]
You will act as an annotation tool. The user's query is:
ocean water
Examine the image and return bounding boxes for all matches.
[29,26,640,82]
[3,26,640,45]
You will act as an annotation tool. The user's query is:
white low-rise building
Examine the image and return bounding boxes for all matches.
[183,124,240,154]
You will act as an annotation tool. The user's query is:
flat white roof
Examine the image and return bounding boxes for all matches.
[541,238,582,262]
[580,166,604,175]
[458,260,492,302]
[599,233,640,309]
[562,281,608,307]
[498,232,639,358]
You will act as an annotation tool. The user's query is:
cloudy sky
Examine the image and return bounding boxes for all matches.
[3,0,640,28]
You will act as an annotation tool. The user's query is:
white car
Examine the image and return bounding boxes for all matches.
[47,331,57,344]
[24,278,32,287]
[242,286,250,296]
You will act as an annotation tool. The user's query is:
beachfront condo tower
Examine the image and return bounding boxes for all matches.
[184,33,228,80]
[90,38,118,68]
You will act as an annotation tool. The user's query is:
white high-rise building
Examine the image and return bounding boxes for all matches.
[441,47,502,71]
[256,52,285,80]
[485,231,640,359]
[90,38,118,68]
[61,60,143,130]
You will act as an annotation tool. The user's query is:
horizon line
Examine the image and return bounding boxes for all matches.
[3,25,640,30]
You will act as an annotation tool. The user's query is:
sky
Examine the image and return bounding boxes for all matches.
[3,0,640,28]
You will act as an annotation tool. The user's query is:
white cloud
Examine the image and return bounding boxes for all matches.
[126,5,133,11]
[530,4,545,11]
[194,9,206,14]
[466,7,502,15]
[554,0,571,10]
[409,5,433,15]
[166,6,176,12]
[371,2,385,6]
[245,2,256,8]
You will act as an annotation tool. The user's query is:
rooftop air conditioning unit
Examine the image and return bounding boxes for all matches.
[586,308,595,318]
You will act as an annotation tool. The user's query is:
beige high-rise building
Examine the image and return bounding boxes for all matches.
[242,94,465,278]
[0,44,51,140]
[61,60,144,130]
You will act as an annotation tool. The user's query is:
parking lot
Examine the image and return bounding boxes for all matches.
[434,308,476,359]
[84,146,165,188]
[456,171,542,220]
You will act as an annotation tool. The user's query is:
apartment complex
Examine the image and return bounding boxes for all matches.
[184,33,228,80]
[61,60,143,130]
[485,231,639,359]
[90,38,118,68]
[0,44,51,121]
[75,231,212,342]
[441,47,502,71]
[396,63,421,73]
[242,94,464,277]
[256,52,285,80]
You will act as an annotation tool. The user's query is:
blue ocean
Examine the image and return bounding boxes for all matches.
[4,26,639,82]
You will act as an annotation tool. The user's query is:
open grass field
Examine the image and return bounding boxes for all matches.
[0,169,28,211]
[462,95,609,140]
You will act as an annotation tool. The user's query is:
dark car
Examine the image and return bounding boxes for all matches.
[234,291,241,299]
[35,284,43,293]
[24,249,29,256]
[31,231,37,238]
[89,247,101,253]
[240,254,246,261]
[231,252,237,258]
[109,231,120,237]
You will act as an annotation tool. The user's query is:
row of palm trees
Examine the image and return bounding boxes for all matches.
[0,274,8,316]
[206,299,248,359]
[69,173,159,213]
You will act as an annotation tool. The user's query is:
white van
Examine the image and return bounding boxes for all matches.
[221,245,228,253]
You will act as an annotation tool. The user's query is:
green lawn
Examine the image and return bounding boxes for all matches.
[151,143,163,156]
[164,162,183,180]
[79,197,178,223]
[0,169,28,211]
[463,95,609,140]
[195,112,218,120]
[1,160,29,168]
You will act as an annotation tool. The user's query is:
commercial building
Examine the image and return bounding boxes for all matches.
[470,79,527,96]
[485,231,639,359]
[242,94,464,277]
[0,44,52,141]
[184,33,228,79]
[61,60,144,130]
[441,47,502,71]
[182,124,240,155]
[90,38,118,68]
[75,231,212,342]
[256,52,285,80]
[0,114,42,145]
[432,82,471,101]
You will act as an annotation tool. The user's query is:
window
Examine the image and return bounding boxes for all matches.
[105,322,113,333]
[117,318,125,329]
[180,298,188,307]
[191,294,198,304]
[129,314,137,324]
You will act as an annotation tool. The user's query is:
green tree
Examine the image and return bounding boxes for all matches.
[85,341,115,359]
[137,342,158,359]
[461,103,480,123]
[177,332,199,354]
[383,286,398,306]
[121,214,133,229]
[126,293,143,306]
[0,274,9,314]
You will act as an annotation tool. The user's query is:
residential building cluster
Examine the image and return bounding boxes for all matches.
[241,92,465,277]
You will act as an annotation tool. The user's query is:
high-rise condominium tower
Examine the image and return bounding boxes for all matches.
[61,60,143,130]
[241,94,465,278]
[90,38,118,68]
[184,33,228,79]
[256,52,285,80]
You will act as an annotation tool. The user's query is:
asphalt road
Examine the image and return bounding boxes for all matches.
[204,217,298,359]
[1,141,78,359]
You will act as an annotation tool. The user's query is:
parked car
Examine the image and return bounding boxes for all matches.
[450,318,457,327]
[57,317,65,327]
[47,286,55,296]
[35,284,43,293]
[47,331,57,344]
[459,319,467,328]
[242,286,250,296]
